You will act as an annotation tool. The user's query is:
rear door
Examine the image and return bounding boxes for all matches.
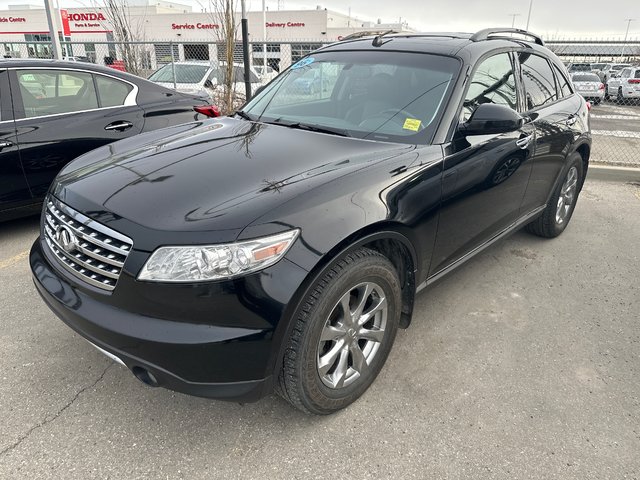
[10,67,144,199]
[0,68,32,213]
[516,52,580,214]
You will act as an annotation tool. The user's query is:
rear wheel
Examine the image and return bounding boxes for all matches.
[526,153,583,238]
[277,247,401,414]
[617,87,624,103]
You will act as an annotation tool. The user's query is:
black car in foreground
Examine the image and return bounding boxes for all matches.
[31,29,591,414]
[0,59,218,221]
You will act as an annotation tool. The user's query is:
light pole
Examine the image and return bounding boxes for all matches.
[240,0,251,100]
[525,0,533,30]
[508,13,521,29]
[262,0,267,73]
[44,0,62,59]
[620,18,635,61]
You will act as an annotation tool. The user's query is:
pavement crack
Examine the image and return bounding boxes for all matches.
[0,363,113,457]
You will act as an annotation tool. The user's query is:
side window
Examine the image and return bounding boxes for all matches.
[519,54,558,110]
[621,69,631,78]
[95,75,133,107]
[17,69,98,118]
[462,53,517,122]
[553,64,573,97]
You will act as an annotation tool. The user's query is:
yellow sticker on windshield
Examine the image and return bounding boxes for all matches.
[403,118,422,131]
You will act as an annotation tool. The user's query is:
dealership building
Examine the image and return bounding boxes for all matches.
[0,1,411,71]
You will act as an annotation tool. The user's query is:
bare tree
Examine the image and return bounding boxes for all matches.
[200,0,241,112]
[94,0,149,76]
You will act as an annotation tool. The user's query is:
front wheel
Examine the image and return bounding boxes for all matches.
[526,153,584,238]
[277,248,401,414]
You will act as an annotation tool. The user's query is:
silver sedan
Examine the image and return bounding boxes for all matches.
[571,72,605,104]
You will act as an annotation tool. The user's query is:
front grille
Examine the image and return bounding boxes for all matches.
[43,196,133,291]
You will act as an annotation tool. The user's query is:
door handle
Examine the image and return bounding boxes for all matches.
[0,139,13,149]
[566,116,577,127]
[104,121,133,132]
[515,135,533,149]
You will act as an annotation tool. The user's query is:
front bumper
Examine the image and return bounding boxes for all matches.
[30,237,308,402]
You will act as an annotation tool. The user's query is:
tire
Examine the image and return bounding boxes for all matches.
[526,153,584,238]
[277,247,401,414]
[617,87,624,103]
[604,85,609,100]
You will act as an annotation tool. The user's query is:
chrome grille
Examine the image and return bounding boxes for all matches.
[43,196,133,291]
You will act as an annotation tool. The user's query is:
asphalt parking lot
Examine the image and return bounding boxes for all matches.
[0,178,639,479]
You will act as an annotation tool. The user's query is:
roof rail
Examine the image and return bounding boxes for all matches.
[470,28,544,46]
[340,30,399,42]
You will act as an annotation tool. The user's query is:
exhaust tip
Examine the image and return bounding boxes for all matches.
[131,366,159,387]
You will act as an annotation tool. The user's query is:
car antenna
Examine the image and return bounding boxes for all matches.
[372,30,396,47]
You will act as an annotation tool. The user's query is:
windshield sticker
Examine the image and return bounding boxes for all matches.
[291,57,315,69]
[403,118,422,132]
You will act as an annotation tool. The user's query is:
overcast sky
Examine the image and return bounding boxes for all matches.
[1,0,639,38]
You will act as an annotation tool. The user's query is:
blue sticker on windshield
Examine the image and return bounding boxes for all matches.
[291,57,315,69]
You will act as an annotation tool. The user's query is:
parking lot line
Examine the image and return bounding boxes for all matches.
[0,250,29,270]
[591,129,640,139]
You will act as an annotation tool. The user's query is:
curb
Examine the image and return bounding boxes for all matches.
[587,164,640,183]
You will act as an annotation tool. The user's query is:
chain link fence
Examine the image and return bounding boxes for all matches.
[2,38,639,166]
[547,40,640,166]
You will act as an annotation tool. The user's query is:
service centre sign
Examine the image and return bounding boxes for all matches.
[0,16,27,23]
[171,22,219,30]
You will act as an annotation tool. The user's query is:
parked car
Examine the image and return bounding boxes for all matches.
[598,62,632,87]
[567,62,592,73]
[570,72,604,104]
[148,60,264,101]
[606,66,640,101]
[254,64,278,82]
[31,28,591,415]
[0,59,218,221]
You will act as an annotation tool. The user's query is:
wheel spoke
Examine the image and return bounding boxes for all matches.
[358,296,387,326]
[318,340,344,376]
[358,326,385,343]
[352,283,373,320]
[333,348,350,388]
[350,343,368,374]
[338,291,352,321]
[320,324,346,342]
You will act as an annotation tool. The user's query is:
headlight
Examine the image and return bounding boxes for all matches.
[138,229,299,282]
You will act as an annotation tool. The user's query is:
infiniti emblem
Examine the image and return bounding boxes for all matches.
[55,226,78,254]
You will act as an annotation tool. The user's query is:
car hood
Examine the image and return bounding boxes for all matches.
[53,118,414,248]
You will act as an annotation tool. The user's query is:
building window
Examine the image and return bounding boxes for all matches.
[291,44,322,62]
[154,43,179,65]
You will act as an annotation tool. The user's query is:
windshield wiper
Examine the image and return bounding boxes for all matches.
[234,110,255,121]
[266,119,350,137]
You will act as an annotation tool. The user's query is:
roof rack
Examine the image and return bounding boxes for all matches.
[340,30,399,42]
[470,28,544,46]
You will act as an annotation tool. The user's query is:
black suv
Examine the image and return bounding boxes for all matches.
[31,29,591,414]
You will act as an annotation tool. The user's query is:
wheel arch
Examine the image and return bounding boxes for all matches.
[269,222,421,379]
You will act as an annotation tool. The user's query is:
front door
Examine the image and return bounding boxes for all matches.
[430,52,534,276]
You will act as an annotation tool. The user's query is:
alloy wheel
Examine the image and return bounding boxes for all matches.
[317,282,388,389]
[556,166,578,225]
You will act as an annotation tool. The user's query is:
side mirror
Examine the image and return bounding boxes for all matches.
[204,79,214,89]
[459,103,524,136]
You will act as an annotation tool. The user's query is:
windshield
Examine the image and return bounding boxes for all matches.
[243,51,460,144]
[573,74,600,82]
[148,64,209,84]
